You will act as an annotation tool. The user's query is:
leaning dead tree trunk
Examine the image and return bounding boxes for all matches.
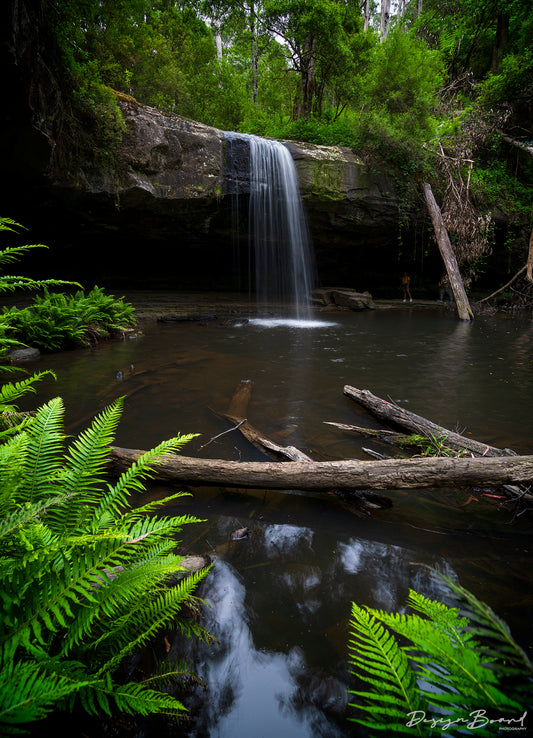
[343,385,516,457]
[421,181,474,321]
[108,446,533,491]
[526,231,533,282]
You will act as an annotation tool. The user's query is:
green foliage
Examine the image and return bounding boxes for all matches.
[2,287,136,351]
[470,161,533,225]
[348,574,532,736]
[399,432,467,457]
[0,219,136,353]
[0,379,211,733]
[0,370,56,440]
[0,218,82,357]
[0,218,79,297]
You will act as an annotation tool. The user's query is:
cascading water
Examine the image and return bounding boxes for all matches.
[225,132,317,321]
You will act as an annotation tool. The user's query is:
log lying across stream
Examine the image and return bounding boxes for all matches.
[107,383,533,496]
[108,446,533,492]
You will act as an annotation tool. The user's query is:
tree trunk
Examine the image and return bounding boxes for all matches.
[108,446,533,491]
[380,0,391,39]
[363,0,369,31]
[421,181,474,321]
[250,1,258,106]
[491,11,509,73]
[302,36,315,117]
[343,385,515,457]
[526,231,533,282]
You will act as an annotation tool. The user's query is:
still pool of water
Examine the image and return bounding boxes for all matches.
[23,304,533,736]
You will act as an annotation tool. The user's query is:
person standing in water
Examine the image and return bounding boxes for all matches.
[401,272,412,302]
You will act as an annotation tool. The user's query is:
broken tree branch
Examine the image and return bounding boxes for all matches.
[324,421,414,449]
[476,265,527,303]
[343,385,516,457]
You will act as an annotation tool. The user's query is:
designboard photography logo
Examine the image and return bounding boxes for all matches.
[405,709,528,733]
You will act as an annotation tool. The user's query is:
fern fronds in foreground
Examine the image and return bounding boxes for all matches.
[0,385,211,733]
[348,576,532,736]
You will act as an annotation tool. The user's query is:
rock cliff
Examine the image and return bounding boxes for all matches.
[1,1,421,292]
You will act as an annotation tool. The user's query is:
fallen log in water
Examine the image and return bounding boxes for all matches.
[209,379,314,462]
[108,446,533,491]
[343,385,516,458]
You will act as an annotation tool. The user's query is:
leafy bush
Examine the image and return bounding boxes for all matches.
[0,384,211,733]
[0,218,82,356]
[348,574,532,735]
[3,287,136,351]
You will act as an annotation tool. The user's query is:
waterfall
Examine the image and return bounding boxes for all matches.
[225,132,316,319]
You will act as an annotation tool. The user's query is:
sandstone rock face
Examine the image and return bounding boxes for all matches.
[2,80,418,290]
[83,95,225,205]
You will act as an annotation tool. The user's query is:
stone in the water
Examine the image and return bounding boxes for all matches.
[9,347,40,362]
[230,527,249,541]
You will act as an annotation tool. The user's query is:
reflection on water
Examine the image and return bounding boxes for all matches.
[186,559,348,737]
[174,514,469,737]
[19,303,533,736]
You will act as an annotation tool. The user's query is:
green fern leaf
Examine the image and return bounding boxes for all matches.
[348,603,425,734]
[90,433,198,531]
[437,574,533,674]
[94,565,212,675]
[22,398,66,503]
[49,399,124,533]
[0,371,56,411]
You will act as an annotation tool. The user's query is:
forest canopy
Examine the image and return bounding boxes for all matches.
[51,0,532,150]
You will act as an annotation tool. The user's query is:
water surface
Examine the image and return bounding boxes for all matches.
[23,302,533,736]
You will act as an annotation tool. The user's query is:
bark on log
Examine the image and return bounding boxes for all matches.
[421,181,474,321]
[343,385,516,458]
[108,446,533,491]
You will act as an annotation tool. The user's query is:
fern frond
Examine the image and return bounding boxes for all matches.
[75,679,186,718]
[119,491,192,525]
[0,433,27,516]
[90,434,198,530]
[436,574,533,674]
[0,276,81,292]
[140,657,206,690]
[22,397,66,503]
[0,371,56,411]
[0,645,91,730]
[348,603,424,734]
[0,244,47,266]
[94,565,212,675]
[0,217,27,234]
[49,399,124,534]
[406,590,472,646]
[378,610,517,710]
[57,518,199,653]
